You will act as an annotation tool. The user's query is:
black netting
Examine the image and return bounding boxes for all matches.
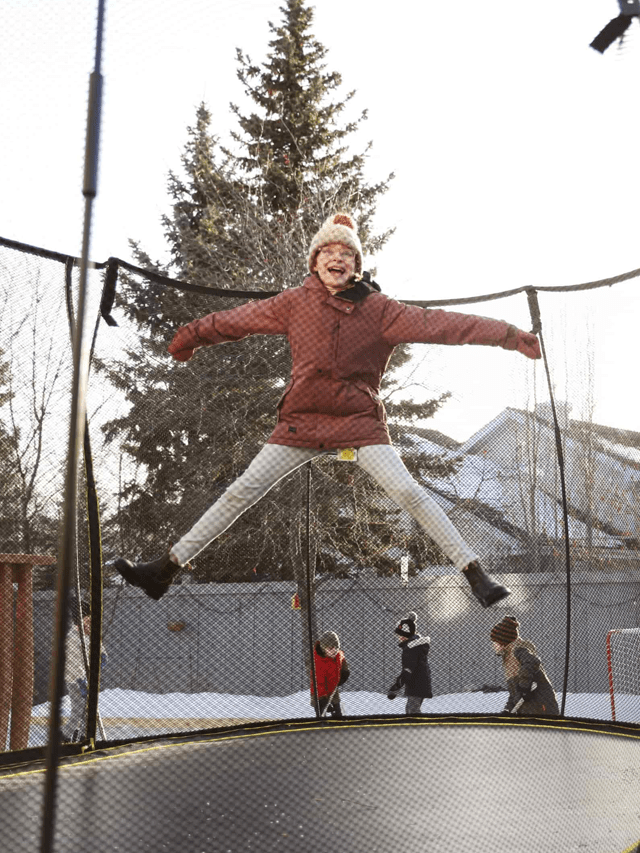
[2,0,640,849]
[2,235,640,852]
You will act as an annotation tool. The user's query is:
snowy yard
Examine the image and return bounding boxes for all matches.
[27,687,637,746]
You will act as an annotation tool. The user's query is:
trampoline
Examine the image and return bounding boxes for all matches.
[2,717,640,852]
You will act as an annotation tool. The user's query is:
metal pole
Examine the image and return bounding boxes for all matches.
[526,288,572,717]
[64,256,107,745]
[40,2,106,850]
[305,463,321,717]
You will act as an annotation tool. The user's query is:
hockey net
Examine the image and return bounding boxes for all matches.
[607,628,640,722]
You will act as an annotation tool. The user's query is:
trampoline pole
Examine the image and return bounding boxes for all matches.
[82,418,108,744]
[305,462,321,718]
[64,255,107,746]
[40,3,107,852]
[526,289,572,717]
[72,548,107,744]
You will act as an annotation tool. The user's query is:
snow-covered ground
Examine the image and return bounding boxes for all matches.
[26,688,638,746]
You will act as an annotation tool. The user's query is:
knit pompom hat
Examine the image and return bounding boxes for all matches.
[318,631,340,651]
[394,611,418,639]
[307,213,363,275]
[490,616,520,646]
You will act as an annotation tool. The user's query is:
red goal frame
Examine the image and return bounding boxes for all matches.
[606,628,639,722]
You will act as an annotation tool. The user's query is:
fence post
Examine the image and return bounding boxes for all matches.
[0,562,13,749]
[0,554,56,750]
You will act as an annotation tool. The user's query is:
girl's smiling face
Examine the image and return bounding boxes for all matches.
[312,242,356,290]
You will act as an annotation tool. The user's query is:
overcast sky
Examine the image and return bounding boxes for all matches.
[1,0,639,439]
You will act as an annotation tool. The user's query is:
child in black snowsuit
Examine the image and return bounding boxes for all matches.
[387,612,432,715]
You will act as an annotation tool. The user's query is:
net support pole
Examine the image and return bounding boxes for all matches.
[64,256,107,746]
[526,288,572,717]
[40,2,106,852]
[305,463,321,718]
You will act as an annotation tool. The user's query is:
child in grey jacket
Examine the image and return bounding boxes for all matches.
[491,616,559,716]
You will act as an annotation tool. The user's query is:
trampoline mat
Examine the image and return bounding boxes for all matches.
[2,720,640,853]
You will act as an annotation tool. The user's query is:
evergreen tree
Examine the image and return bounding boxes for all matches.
[97,0,456,585]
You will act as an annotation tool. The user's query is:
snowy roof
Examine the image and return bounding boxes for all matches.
[576,432,640,468]
[398,429,622,548]
[459,408,524,455]
[461,406,640,471]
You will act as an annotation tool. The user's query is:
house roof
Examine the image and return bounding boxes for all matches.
[569,419,640,469]
[460,407,640,470]
[397,426,624,549]
[392,424,462,451]
[458,408,517,455]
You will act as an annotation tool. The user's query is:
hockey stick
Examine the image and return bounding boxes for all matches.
[510,681,537,715]
[511,697,525,714]
[320,686,340,718]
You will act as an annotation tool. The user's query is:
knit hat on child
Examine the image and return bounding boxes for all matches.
[319,631,340,651]
[394,612,418,638]
[307,213,363,275]
[490,616,519,646]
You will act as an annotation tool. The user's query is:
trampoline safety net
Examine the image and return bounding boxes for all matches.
[1,2,640,852]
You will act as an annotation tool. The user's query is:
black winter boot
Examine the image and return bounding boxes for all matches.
[113,551,183,601]
[463,560,510,608]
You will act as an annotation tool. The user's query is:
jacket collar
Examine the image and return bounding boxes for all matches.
[304,272,380,304]
[407,635,430,649]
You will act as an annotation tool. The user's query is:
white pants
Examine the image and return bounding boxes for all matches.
[171,443,477,570]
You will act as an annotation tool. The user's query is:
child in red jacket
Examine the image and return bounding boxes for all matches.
[310,631,350,718]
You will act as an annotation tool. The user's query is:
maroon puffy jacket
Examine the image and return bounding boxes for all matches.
[168,273,540,449]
